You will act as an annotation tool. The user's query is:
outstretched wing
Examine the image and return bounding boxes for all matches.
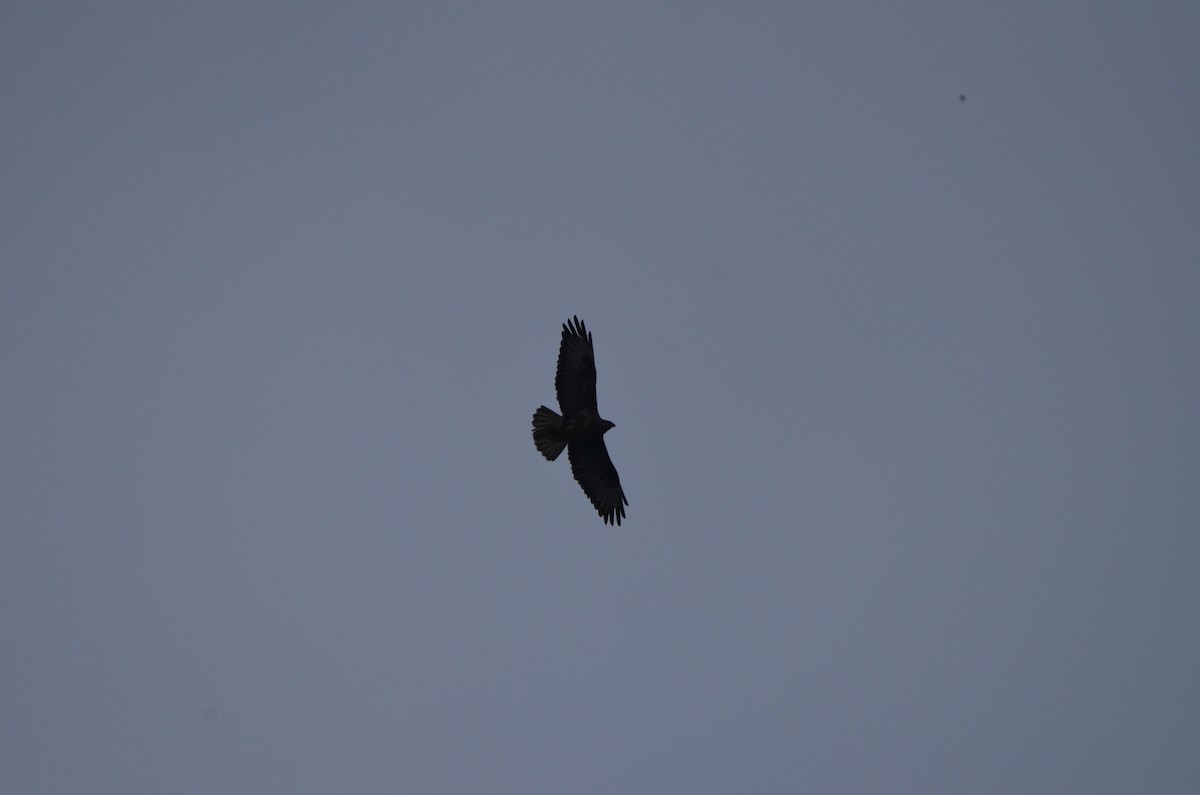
[567,437,628,526]
[555,315,598,417]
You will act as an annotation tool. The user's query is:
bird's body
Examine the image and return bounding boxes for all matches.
[558,409,613,439]
[532,316,628,525]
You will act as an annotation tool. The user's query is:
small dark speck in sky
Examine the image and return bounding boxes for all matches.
[959,94,967,102]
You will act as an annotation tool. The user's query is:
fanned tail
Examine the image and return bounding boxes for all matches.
[532,406,567,461]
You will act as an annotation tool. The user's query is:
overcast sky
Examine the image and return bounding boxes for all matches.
[3,2,1199,793]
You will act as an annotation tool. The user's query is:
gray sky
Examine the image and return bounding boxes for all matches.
[3,2,1198,792]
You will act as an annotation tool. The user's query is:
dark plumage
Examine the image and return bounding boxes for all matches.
[532,316,628,525]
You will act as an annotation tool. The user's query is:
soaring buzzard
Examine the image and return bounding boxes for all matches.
[532,316,628,525]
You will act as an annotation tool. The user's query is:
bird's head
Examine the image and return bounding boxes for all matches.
[601,419,616,434]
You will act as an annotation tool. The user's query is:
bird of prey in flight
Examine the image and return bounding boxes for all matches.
[532,316,628,525]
